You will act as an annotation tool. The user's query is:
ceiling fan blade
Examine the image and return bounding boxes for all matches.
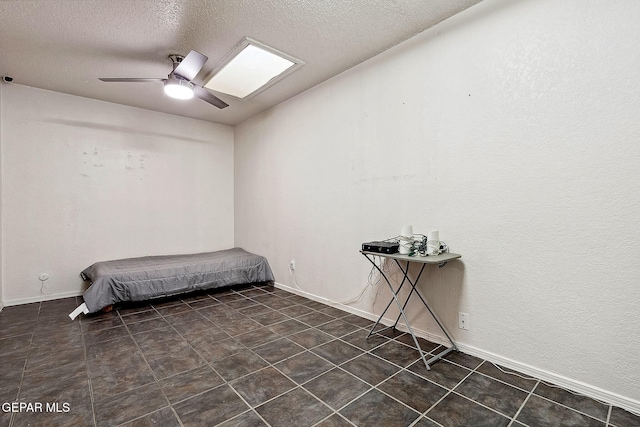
[173,50,208,81]
[193,85,229,109]
[99,78,165,83]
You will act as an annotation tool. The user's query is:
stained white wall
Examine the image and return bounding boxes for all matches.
[235,0,640,409]
[1,84,234,305]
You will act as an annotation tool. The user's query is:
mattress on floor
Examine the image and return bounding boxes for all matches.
[80,247,274,313]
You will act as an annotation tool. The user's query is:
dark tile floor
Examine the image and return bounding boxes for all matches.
[1,284,639,427]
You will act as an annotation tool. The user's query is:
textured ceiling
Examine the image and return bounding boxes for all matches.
[0,0,481,126]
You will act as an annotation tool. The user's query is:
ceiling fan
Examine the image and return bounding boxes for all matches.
[99,50,229,109]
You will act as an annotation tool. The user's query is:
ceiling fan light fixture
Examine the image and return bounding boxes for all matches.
[164,76,194,100]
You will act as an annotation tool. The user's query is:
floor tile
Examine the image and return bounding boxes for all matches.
[94,383,168,427]
[516,394,605,427]
[164,310,209,326]
[159,365,225,404]
[340,329,389,351]
[127,317,171,334]
[81,314,124,333]
[174,384,249,426]
[371,339,421,367]
[454,372,528,418]
[217,410,268,426]
[230,367,296,407]
[89,358,156,398]
[193,336,246,363]
[235,327,282,348]
[211,350,269,381]
[267,319,310,336]
[218,315,262,337]
[226,299,261,310]
[259,297,297,310]
[408,359,471,389]
[2,288,636,427]
[0,320,36,340]
[279,304,314,318]
[311,339,363,365]
[239,304,273,318]
[426,392,511,427]
[533,381,609,421]
[186,298,220,310]
[609,406,640,427]
[303,368,370,410]
[314,305,348,318]
[475,361,538,392]
[378,370,448,413]
[275,351,334,385]
[412,417,442,427]
[288,328,334,349]
[0,353,27,385]
[341,313,374,328]
[147,345,206,379]
[316,319,361,338]
[340,388,420,427]
[251,310,291,327]
[314,413,354,427]
[120,309,162,324]
[395,333,441,352]
[255,387,333,427]
[155,303,194,317]
[341,353,400,386]
[136,335,193,361]
[83,324,130,344]
[297,311,336,327]
[25,344,86,374]
[284,295,313,304]
[443,350,483,370]
[0,334,32,358]
[118,406,181,427]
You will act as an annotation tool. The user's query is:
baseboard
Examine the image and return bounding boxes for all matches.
[274,282,640,415]
[2,290,84,307]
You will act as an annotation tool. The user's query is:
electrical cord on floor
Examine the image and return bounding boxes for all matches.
[489,362,615,408]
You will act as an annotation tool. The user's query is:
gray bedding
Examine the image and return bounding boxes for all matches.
[80,247,274,313]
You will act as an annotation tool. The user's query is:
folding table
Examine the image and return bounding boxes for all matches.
[360,250,462,370]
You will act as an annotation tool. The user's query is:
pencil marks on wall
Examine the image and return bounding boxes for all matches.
[79,147,148,181]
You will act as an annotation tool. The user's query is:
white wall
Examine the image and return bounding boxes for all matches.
[235,0,640,411]
[1,84,234,305]
[0,82,4,311]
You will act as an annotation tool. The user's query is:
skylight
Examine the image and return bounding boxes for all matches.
[204,38,303,99]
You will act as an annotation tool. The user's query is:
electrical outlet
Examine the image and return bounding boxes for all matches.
[458,312,469,330]
[289,260,296,271]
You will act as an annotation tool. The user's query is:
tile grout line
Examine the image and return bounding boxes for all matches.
[153,292,275,427]
[8,301,42,427]
[108,306,181,427]
[507,379,540,427]
[78,298,99,427]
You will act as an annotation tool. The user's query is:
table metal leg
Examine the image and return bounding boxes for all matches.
[360,253,458,371]
[362,255,409,338]
[389,261,427,330]
[364,254,432,369]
